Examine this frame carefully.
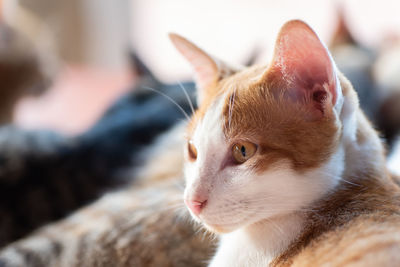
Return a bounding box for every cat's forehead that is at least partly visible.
[220,65,267,90]
[186,65,267,135]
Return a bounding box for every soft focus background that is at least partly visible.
[1,0,400,167]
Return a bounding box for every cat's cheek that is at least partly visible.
[183,163,197,186]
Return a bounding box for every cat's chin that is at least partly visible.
[193,213,254,234]
[188,211,242,233]
[189,214,231,233]
[202,221,242,234]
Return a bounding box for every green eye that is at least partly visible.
[232,142,257,164]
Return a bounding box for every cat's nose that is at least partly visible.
[185,198,207,215]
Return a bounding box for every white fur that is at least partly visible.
[209,213,304,267]
[184,95,227,214]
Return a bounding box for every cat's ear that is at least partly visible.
[265,20,340,120]
[169,33,236,105]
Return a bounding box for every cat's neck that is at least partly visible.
[245,213,306,260]
[210,213,305,267]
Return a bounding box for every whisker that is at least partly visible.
[142,86,191,121]
[228,92,233,129]
[178,81,195,115]
[340,177,361,187]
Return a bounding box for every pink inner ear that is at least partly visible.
[189,56,218,89]
[272,21,337,113]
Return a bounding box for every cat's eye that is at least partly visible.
[232,141,257,164]
[187,140,198,161]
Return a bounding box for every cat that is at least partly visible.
[1,19,400,267]
[172,20,400,266]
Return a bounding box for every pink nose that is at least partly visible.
[185,199,207,215]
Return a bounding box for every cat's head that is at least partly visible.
[171,20,356,233]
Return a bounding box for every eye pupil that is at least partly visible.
[241,146,246,157]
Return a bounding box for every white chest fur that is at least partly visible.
[209,214,305,267]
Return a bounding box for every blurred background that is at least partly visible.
[1,0,400,170]
[1,0,400,248]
